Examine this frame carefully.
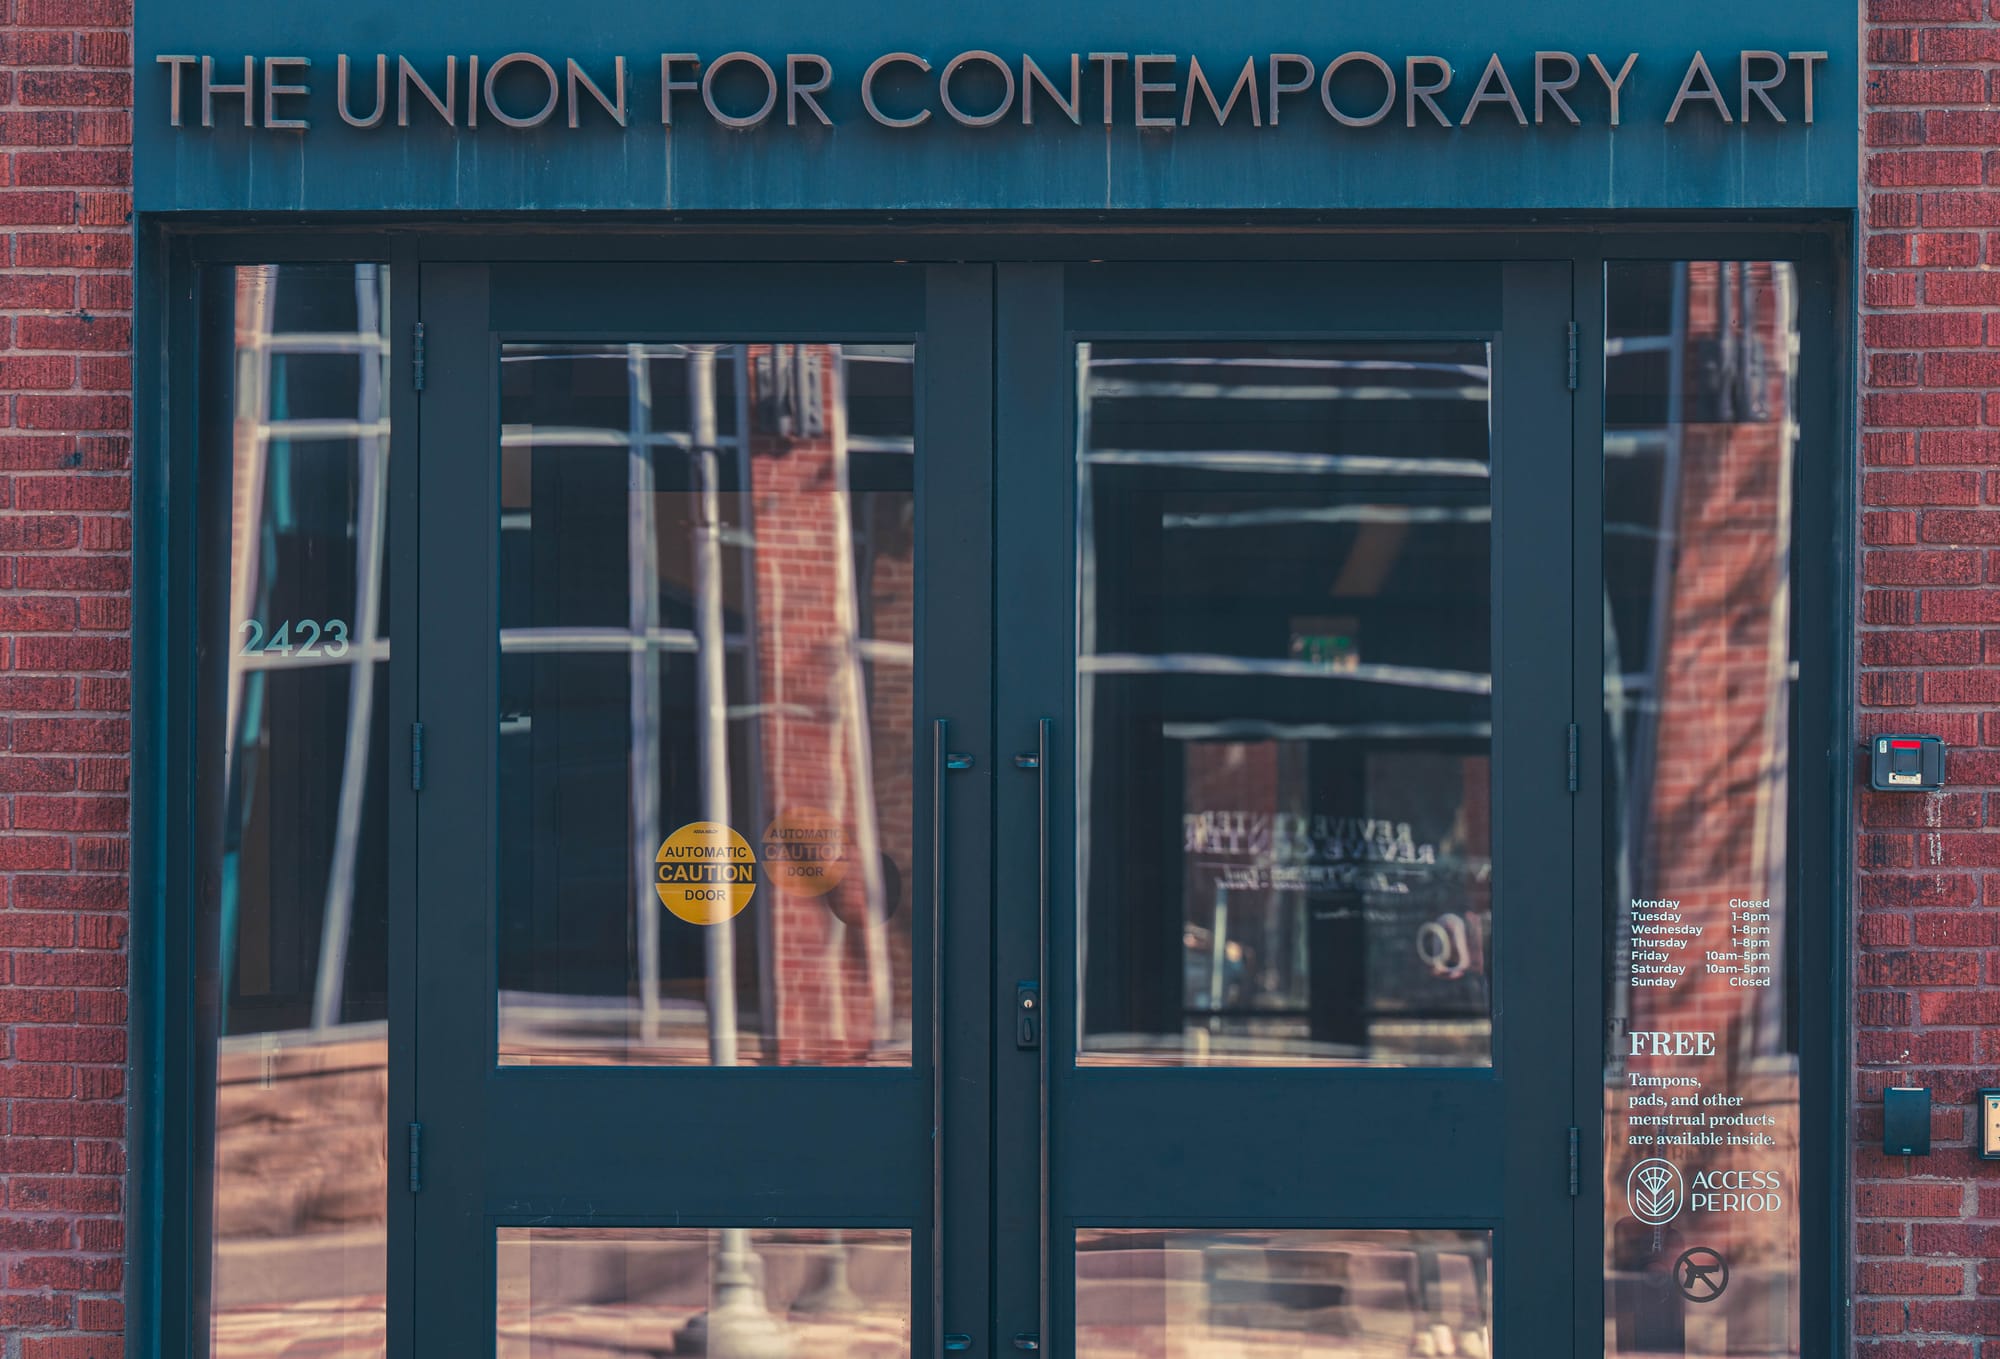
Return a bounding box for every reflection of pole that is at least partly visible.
[731,349,781,1052]
[826,351,894,1048]
[311,265,388,1031]
[219,271,278,1026]
[790,1228,863,1316]
[1075,343,1098,1045]
[679,347,789,1359]
[691,346,739,1068]
[630,346,664,1045]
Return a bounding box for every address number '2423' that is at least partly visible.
[237,619,352,658]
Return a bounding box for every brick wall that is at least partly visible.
[0,0,135,1355]
[1860,1,2000,1352]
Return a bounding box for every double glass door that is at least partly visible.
[409,258,1577,1359]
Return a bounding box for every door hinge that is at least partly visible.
[410,721,425,792]
[1565,320,1579,391]
[408,1121,424,1193]
[1566,722,1579,793]
[1567,1125,1580,1197]
[412,320,426,391]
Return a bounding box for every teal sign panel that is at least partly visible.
[135,0,1856,213]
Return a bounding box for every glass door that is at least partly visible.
[993,262,1579,1358]
[406,254,1580,1359]
[410,262,996,1359]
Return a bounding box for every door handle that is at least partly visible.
[935,722,973,1359]
[1014,719,1052,1359]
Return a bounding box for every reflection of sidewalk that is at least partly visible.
[495,1302,906,1359]
[215,1229,386,1307]
[213,1293,383,1359]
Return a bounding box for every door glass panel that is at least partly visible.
[1602,263,1801,1356]
[1076,1228,1492,1359]
[496,343,916,1067]
[196,263,393,1359]
[1076,342,1494,1068]
[498,1227,912,1358]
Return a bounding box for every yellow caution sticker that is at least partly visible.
[760,808,848,899]
[655,821,757,925]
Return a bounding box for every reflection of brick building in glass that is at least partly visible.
[736,345,916,1066]
[1603,261,1801,1357]
[491,339,916,1069]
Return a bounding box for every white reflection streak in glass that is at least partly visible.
[629,343,665,1045]
[826,347,897,1049]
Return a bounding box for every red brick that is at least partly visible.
[17,556,127,591]
[1862,873,1979,909]
[1866,510,1922,544]
[14,796,125,831]
[1864,789,1983,826]
[1868,312,1984,348]
[10,875,125,912]
[1929,276,2000,311]
[73,30,126,67]
[1875,193,1925,229]
[14,636,127,670]
[1868,392,1984,427]
[1872,430,1921,466]
[22,1335,121,1359]
[8,718,127,754]
[1870,0,1981,16]
[1861,948,1984,984]
[1928,346,2000,381]
[1921,430,2000,463]
[1871,26,1921,62]
[15,395,131,432]
[1873,111,1927,146]
[1876,152,1986,187]
[0,355,74,389]
[13,0,132,20]
[1863,628,1979,663]
[1858,1221,1911,1255]
[0,1293,71,1329]
[11,231,129,269]
[1916,911,2000,945]
[1872,272,1923,307]
[16,71,128,109]
[1860,1261,1969,1295]
[1926,590,2000,622]
[11,476,127,510]
[1859,991,1915,1025]
[1910,1300,2000,1334]
[1876,351,1923,387]
[1874,73,1988,110]
[1869,549,1982,584]
[1857,1300,1909,1335]
[16,315,131,353]
[1922,190,2000,225]
[1926,27,2000,63]
[0,273,74,308]
[1869,471,1983,505]
[0,109,73,145]
[12,1100,122,1139]
[1859,1180,1971,1217]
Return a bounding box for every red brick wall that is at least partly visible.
[0,0,135,1354]
[1860,1,2000,1351]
